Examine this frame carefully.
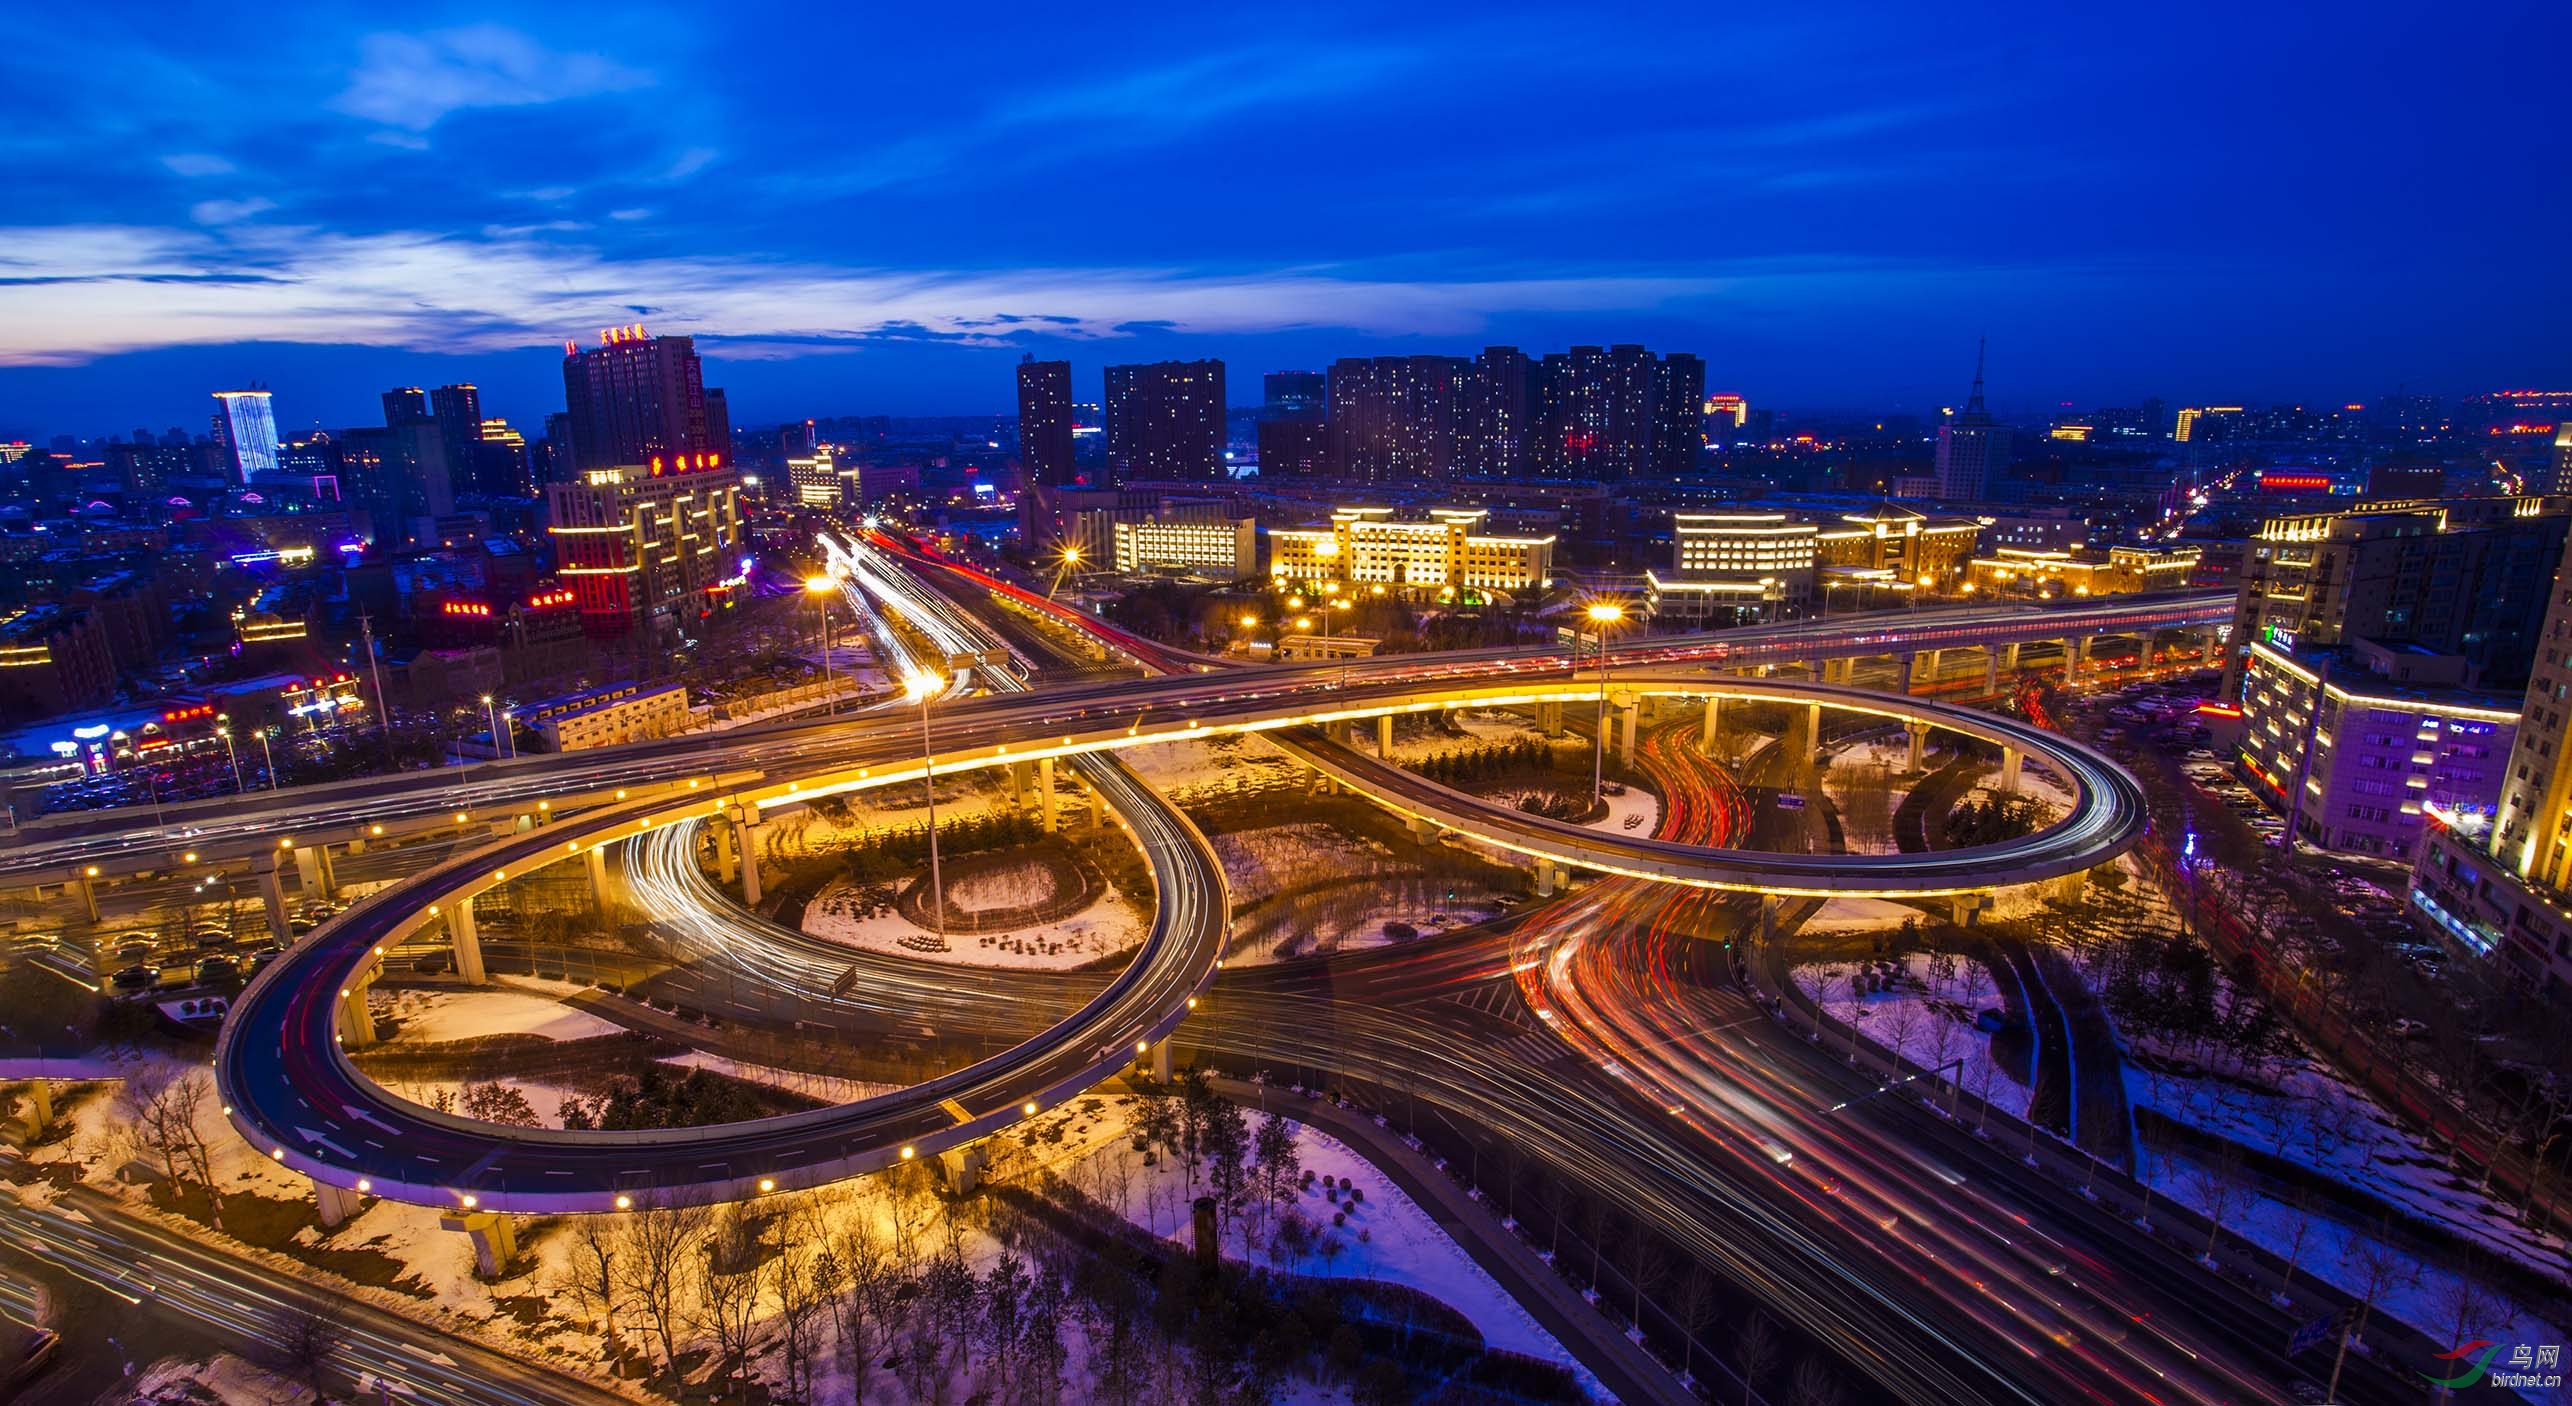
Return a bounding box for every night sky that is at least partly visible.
[3,1,2567,438]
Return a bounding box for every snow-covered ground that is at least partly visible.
[124,1352,315,1405]
[658,1051,896,1106]
[373,982,624,1046]
[1064,1095,1596,1388]
[1585,785,1659,837]
[801,875,1148,970]
[1384,708,1549,763]
[1822,739,1908,854]
[1803,897,1923,934]
[1795,951,2032,1121]
[1215,823,1511,965]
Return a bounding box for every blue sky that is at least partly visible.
[2,1,2567,439]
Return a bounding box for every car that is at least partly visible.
[109,964,159,993]
[2391,1018,2428,1039]
[112,940,153,964]
[195,928,233,949]
[194,955,239,985]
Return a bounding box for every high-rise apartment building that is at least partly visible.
[1652,352,1706,476]
[1933,342,2010,500]
[1103,359,1226,483]
[1263,371,1326,418]
[212,389,280,483]
[1460,346,1534,478]
[1327,355,1467,485]
[381,387,430,426]
[561,326,727,474]
[1017,357,1077,488]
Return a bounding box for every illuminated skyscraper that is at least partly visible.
[1017,357,1077,487]
[381,386,430,426]
[1933,340,2010,500]
[212,389,279,483]
[560,326,725,474]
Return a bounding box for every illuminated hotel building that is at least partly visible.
[1269,506,1553,598]
[1815,502,1982,590]
[213,389,280,483]
[1646,513,1816,625]
[789,449,858,510]
[560,327,727,475]
[544,461,745,640]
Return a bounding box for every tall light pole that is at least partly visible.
[1586,602,1626,809]
[255,727,278,790]
[905,668,949,950]
[804,575,838,716]
[481,694,504,762]
[214,718,243,794]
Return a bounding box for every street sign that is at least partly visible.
[1775,793,1805,811]
[2286,1310,2337,1357]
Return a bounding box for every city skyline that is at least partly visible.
[5,1,2569,436]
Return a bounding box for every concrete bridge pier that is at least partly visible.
[1758,893,1780,949]
[1006,762,1029,811]
[1038,757,1058,833]
[337,962,380,1049]
[1405,815,1438,844]
[1805,701,1824,751]
[1948,893,1987,926]
[1617,699,1638,766]
[1377,714,1394,758]
[937,1144,988,1195]
[447,897,487,985]
[2000,641,2021,676]
[2201,628,2224,668]
[293,843,337,900]
[439,1210,518,1277]
[585,845,611,913]
[252,851,293,944]
[1701,695,1720,754]
[2057,869,2092,904]
[1999,746,2022,793]
[18,1077,54,1135]
[1983,650,2001,695]
[712,817,739,884]
[70,869,99,925]
[1534,857,1568,897]
[732,802,765,906]
[312,1178,368,1229]
[1905,720,1931,772]
[1537,701,1564,737]
[1085,778,1106,826]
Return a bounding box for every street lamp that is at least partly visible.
[1586,602,1626,809]
[481,694,504,762]
[804,575,838,716]
[214,720,243,794]
[904,668,949,951]
[255,726,278,790]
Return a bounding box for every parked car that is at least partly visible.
[109,964,160,993]
[194,955,239,985]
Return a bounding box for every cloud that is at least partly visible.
[662,147,718,181]
[330,25,652,132]
[189,198,275,225]
[161,153,236,178]
[0,223,1745,367]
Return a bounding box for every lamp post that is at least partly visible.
[904,668,949,950]
[804,575,839,716]
[1586,602,1626,809]
[481,694,504,762]
[255,727,278,790]
[215,716,243,794]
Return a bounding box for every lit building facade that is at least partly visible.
[1815,503,1982,589]
[1933,346,2009,500]
[1103,359,1226,483]
[1105,515,1256,577]
[524,681,694,751]
[1645,512,1817,626]
[544,464,745,640]
[560,327,726,475]
[2235,637,2515,862]
[1268,506,1553,597]
[1966,544,2201,598]
[213,390,280,483]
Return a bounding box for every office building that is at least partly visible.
[212,389,280,483]
[788,450,859,510]
[1816,503,1983,593]
[523,680,693,751]
[1104,360,1227,482]
[1328,355,1467,485]
[1017,357,1078,488]
[1966,544,2201,598]
[2236,636,2515,862]
[1099,510,1257,577]
[1268,506,1553,598]
[2225,496,2570,698]
[2551,424,2572,495]
[560,326,726,474]
[544,462,745,640]
[337,423,455,545]
[1933,343,2010,500]
[0,606,117,720]
[1645,513,1818,626]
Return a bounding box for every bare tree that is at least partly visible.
[2426,1272,2506,1404]
[693,1259,765,1396]
[1736,1310,1782,1406]
[2187,1150,2248,1261]
[771,1221,829,1404]
[122,1064,222,1228]
[266,1300,346,1404]
[1671,1267,1721,1386]
[2327,1220,2422,1402]
[827,1200,900,1402]
[615,1197,710,1379]
[1789,1356,1845,1406]
[556,1214,623,1362]
[2271,1186,2319,1306]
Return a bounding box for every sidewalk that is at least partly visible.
[1214,1076,1697,1406]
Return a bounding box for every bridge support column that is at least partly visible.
[1758,893,1779,949]
[713,818,738,884]
[1006,762,1029,811]
[1618,700,1638,766]
[1905,721,1931,772]
[1984,650,2001,695]
[2201,629,2223,668]
[20,1077,53,1134]
[252,851,292,944]
[2001,641,2020,676]
[1039,757,1058,834]
[1701,695,1720,754]
[1534,857,1565,897]
[1948,893,1987,927]
[448,897,486,986]
[439,1211,518,1277]
[1999,746,2022,793]
[1377,714,1393,759]
[937,1145,987,1195]
[1405,815,1437,844]
[2057,869,2091,905]
[585,845,610,913]
[313,1178,367,1229]
[337,967,378,1049]
[1087,780,1105,827]
[1537,702,1563,737]
[732,803,764,906]
[1805,701,1823,750]
[293,843,336,899]
[70,870,99,925]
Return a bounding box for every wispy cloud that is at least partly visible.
[189,197,275,225]
[161,153,236,178]
[0,224,1735,367]
[330,25,652,132]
